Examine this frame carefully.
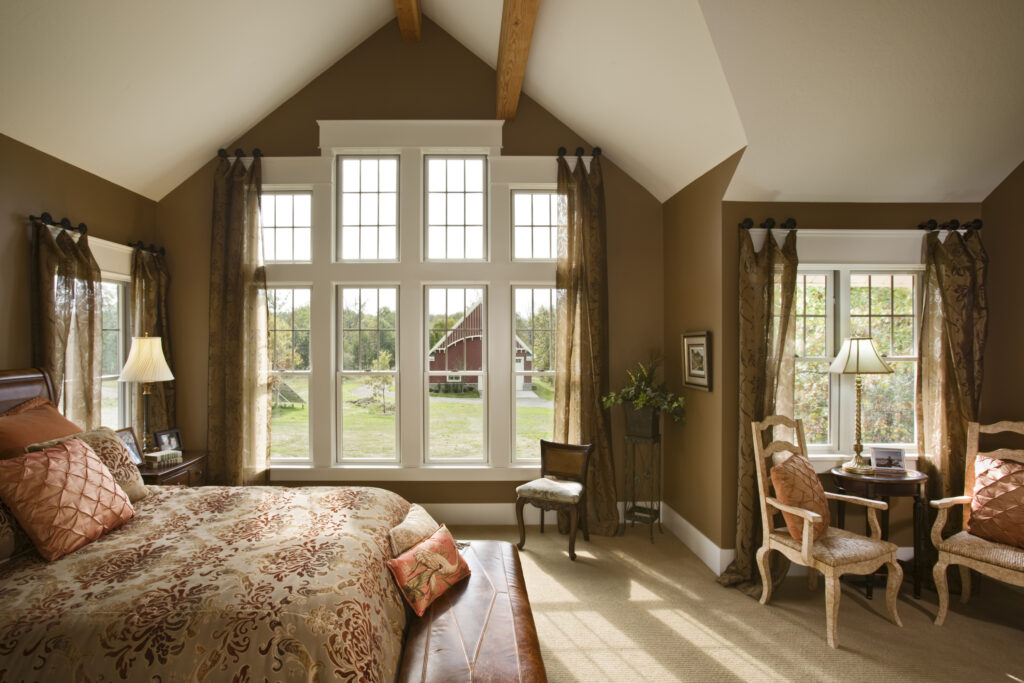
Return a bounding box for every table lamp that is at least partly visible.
[119,335,174,452]
[829,336,892,474]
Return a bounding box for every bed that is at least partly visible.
[0,369,409,682]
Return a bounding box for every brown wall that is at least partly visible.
[0,134,157,370]
[156,18,664,500]
[980,159,1024,422]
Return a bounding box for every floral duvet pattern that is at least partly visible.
[0,485,410,682]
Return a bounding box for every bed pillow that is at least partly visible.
[27,428,148,502]
[387,524,471,617]
[0,501,32,564]
[0,438,134,562]
[0,398,81,459]
[967,454,1024,549]
[389,503,441,556]
[770,453,830,542]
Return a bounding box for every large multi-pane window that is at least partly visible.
[512,191,561,260]
[425,156,486,260]
[337,157,399,261]
[261,192,312,263]
[793,273,832,445]
[268,287,311,459]
[338,287,398,460]
[425,286,486,460]
[512,287,557,461]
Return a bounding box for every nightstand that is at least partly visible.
[139,451,208,486]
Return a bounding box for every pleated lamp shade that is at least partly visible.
[829,337,892,375]
[119,337,174,383]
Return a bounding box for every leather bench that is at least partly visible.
[398,540,547,682]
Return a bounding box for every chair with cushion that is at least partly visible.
[931,421,1024,625]
[752,415,903,648]
[515,440,592,561]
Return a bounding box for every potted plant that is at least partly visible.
[602,359,685,438]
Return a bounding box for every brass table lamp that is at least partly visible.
[119,335,174,452]
[829,336,892,474]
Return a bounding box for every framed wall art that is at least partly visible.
[682,331,711,391]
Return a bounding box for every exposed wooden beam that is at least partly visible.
[496,0,540,120]
[394,0,421,42]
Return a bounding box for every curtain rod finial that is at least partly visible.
[575,146,584,157]
[593,146,602,157]
[77,223,87,235]
[234,148,245,158]
[739,218,754,229]
[760,218,775,230]
[557,146,566,157]
[252,148,262,158]
[218,148,228,158]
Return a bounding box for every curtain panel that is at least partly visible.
[719,229,798,594]
[916,229,988,505]
[207,156,270,485]
[129,247,176,438]
[30,220,102,429]
[553,154,619,537]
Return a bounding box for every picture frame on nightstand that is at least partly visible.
[115,427,143,465]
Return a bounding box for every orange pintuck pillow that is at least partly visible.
[0,398,81,459]
[387,524,471,616]
[770,453,830,542]
[968,454,1024,549]
[0,438,134,561]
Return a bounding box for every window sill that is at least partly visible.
[269,464,541,482]
[809,453,919,475]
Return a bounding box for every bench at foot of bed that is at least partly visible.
[398,540,547,682]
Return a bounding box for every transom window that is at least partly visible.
[425,156,486,260]
[260,192,312,263]
[337,157,399,261]
[268,287,311,460]
[512,287,557,461]
[512,191,561,260]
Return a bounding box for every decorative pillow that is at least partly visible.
[387,525,471,616]
[27,428,148,502]
[389,503,441,556]
[0,501,32,564]
[0,399,81,459]
[770,453,830,542]
[0,439,134,562]
[967,454,1024,549]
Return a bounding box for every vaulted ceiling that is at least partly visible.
[1,0,1021,204]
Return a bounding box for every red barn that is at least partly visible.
[428,303,532,390]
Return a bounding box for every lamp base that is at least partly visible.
[841,450,875,475]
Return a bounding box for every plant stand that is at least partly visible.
[620,434,662,542]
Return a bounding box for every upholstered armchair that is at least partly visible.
[515,440,592,561]
[752,415,903,648]
[931,421,1024,625]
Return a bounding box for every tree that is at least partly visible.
[367,350,394,413]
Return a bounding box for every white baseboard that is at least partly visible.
[661,502,736,575]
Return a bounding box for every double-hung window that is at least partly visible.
[268,287,311,459]
[99,279,130,428]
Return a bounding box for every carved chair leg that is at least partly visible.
[808,569,819,592]
[568,505,579,561]
[516,498,527,550]
[958,565,971,604]
[824,575,841,649]
[581,495,590,542]
[933,557,950,626]
[756,546,773,605]
[885,559,903,628]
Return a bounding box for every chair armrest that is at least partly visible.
[824,491,889,511]
[766,497,823,523]
[930,496,971,510]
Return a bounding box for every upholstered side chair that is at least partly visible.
[752,415,903,648]
[931,421,1024,625]
[515,440,593,561]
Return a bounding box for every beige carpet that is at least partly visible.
[449,524,1023,682]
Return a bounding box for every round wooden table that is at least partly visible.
[830,467,929,599]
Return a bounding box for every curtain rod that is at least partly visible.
[30,212,87,235]
[917,218,982,231]
[217,147,262,159]
[557,146,601,157]
[128,240,165,256]
[738,217,797,230]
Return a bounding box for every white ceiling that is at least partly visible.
[1,1,1022,204]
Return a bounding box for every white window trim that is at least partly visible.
[266,121,559,482]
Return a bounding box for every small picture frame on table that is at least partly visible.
[870,447,906,474]
[154,428,183,452]
[115,427,143,465]
[682,331,712,391]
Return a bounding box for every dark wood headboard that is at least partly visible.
[0,369,55,414]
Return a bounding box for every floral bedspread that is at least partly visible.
[0,485,410,682]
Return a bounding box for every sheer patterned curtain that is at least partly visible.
[129,246,176,437]
[208,155,270,485]
[719,228,798,594]
[553,153,618,537]
[31,219,102,428]
[916,229,988,506]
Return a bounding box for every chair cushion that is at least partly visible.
[0,399,82,460]
[770,453,830,541]
[937,531,1024,572]
[0,439,134,562]
[772,526,897,567]
[967,454,1024,549]
[390,503,440,556]
[516,477,583,504]
[27,428,148,503]
[388,525,471,617]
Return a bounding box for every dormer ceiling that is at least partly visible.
[0,0,1021,204]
